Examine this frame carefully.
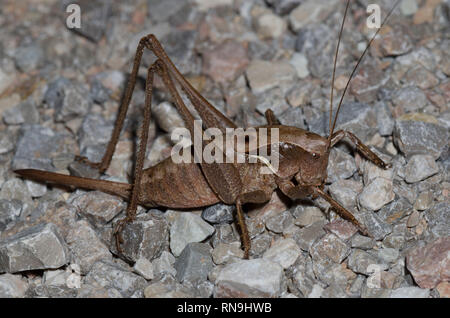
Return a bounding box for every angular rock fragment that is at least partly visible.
[215,259,284,297]
[0,223,69,273]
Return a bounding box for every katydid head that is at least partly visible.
[294,147,329,187]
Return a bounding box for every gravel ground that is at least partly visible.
[0,0,449,298]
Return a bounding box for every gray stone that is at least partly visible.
[392,87,428,113]
[278,106,306,130]
[202,203,234,224]
[69,191,124,226]
[394,119,448,160]
[78,114,113,157]
[152,251,176,277]
[0,178,32,203]
[400,0,419,15]
[291,255,316,297]
[84,260,147,297]
[159,30,199,75]
[211,224,238,247]
[348,249,388,275]
[249,233,272,257]
[153,101,185,134]
[309,102,377,143]
[310,233,350,264]
[170,212,215,257]
[289,52,309,78]
[212,242,244,265]
[404,155,439,183]
[43,77,92,123]
[64,0,111,42]
[246,60,296,94]
[265,0,302,15]
[424,202,450,239]
[2,99,39,125]
[322,283,348,298]
[390,286,430,298]
[379,197,412,225]
[215,259,285,297]
[361,160,394,186]
[293,206,325,227]
[377,248,400,264]
[265,210,294,234]
[351,234,375,250]
[144,280,192,298]
[289,0,339,32]
[293,220,327,252]
[358,210,393,241]
[413,191,433,211]
[0,199,22,231]
[65,220,111,274]
[326,148,357,183]
[256,87,290,117]
[0,273,28,298]
[119,213,169,262]
[14,42,44,72]
[255,13,287,39]
[148,0,189,22]
[24,180,47,198]
[376,102,395,136]
[358,178,395,211]
[174,243,213,283]
[13,125,73,171]
[133,257,154,280]
[263,238,300,269]
[295,23,335,78]
[328,180,363,209]
[0,131,14,154]
[0,223,70,273]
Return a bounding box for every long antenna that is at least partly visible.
[327,0,400,145]
[328,0,350,146]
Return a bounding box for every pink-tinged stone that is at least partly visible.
[406,237,450,289]
[324,219,359,241]
[202,40,249,84]
[436,281,450,298]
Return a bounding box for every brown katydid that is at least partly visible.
[15,0,398,259]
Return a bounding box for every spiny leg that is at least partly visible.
[264,109,280,126]
[76,38,147,173]
[236,200,250,259]
[142,34,237,133]
[314,187,369,236]
[330,130,391,169]
[114,61,156,255]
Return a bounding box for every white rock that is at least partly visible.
[263,238,301,268]
[400,0,418,16]
[0,273,28,298]
[170,212,215,256]
[358,177,395,211]
[256,13,287,39]
[289,52,309,79]
[404,155,439,183]
[246,59,296,94]
[289,0,339,32]
[215,259,284,297]
[194,0,233,11]
[25,180,47,198]
[133,257,154,280]
[390,286,430,298]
